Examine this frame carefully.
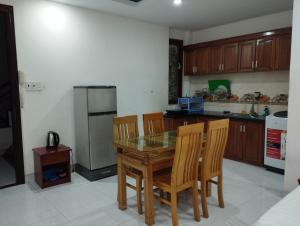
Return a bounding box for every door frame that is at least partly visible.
[169,38,183,104]
[0,4,25,188]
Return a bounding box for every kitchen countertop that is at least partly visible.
[164,110,266,122]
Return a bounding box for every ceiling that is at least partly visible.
[52,0,293,30]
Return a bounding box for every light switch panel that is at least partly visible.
[25,82,44,91]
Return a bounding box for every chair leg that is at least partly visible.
[171,191,179,226]
[201,180,209,218]
[136,176,143,214]
[206,181,212,197]
[217,175,225,208]
[159,189,164,204]
[192,182,201,222]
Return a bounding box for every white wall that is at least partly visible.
[285,0,300,191]
[191,10,293,43]
[182,10,292,113]
[1,0,169,174]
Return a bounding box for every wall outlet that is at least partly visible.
[25,82,44,91]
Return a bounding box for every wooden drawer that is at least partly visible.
[41,151,69,166]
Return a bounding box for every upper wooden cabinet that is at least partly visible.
[255,37,276,71]
[238,40,256,72]
[184,49,196,75]
[223,43,239,73]
[274,34,292,70]
[195,47,210,74]
[184,27,292,76]
[209,45,223,74]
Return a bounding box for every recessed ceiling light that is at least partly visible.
[173,0,182,6]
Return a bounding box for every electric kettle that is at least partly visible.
[46,131,60,149]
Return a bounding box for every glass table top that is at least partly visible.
[114,131,177,153]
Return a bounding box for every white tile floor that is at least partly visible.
[0,159,285,226]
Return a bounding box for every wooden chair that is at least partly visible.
[154,123,205,226]
[143,112,164,136]
[113,115,143,214]
[198,119,229,218]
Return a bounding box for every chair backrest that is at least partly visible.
[113,115,139,141]
[171,123,204,189]
[201,119,229,179]
[143,112,164,136]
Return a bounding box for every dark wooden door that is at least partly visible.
[255,38,276,71]
[209,45,223,74]
[238,40,256,72]
[184,49,196,75]
[274,34,291,70]
[225,120,244,161]
[0,4,24,188]
[195,47,209,75]
[223,43,238,73]
[243,122,264,166]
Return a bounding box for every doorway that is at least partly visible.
[0,4,24,188]
[169,39,183,104]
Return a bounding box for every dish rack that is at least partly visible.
[178,97,204,113]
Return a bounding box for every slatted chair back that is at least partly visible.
[113,115,139,141]
[201,119,229,179]
[171,123,204,189]
[143,112,164,136]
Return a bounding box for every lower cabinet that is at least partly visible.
[164,116,265,166]
[225,120,264,166]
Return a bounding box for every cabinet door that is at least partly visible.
[243,122,264,166]
[195,47,209,75]
[224,120,244,161]
[255,38,276,71]
[238,40,256,72]
[223,43,238,73]
[164,118,174,131]
[209,46,223,74]
[184,50,196,75]
[274,34,291,70]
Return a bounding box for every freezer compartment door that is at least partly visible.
[88,88,117,113]
[88,113,116,170]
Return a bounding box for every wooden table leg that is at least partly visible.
[117,153,127,210]
[143,164,154,226]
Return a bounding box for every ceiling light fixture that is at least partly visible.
[173,0,182,6]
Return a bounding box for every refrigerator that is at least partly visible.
[74,86,117,181]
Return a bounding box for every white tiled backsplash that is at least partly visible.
[184,71,289,115]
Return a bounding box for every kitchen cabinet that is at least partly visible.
[209,43,238,74]
[195,47,210,74]
[255,37,276,71]
[223,43,239,73]
[184,47,209,75]
[225,120,264,166]
[184,49,196,75]
[238,40,256,72]
[225,121,244,161]
[274,34,292,70]
[184,27,291,76]
[209,45,223,74]
[165,116,265,166]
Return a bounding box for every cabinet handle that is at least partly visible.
[255,60,258,68]
[252,61,254,69]
[222,64,224,71]
[243,125,246,133]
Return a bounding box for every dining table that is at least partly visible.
[115,130,206,226]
